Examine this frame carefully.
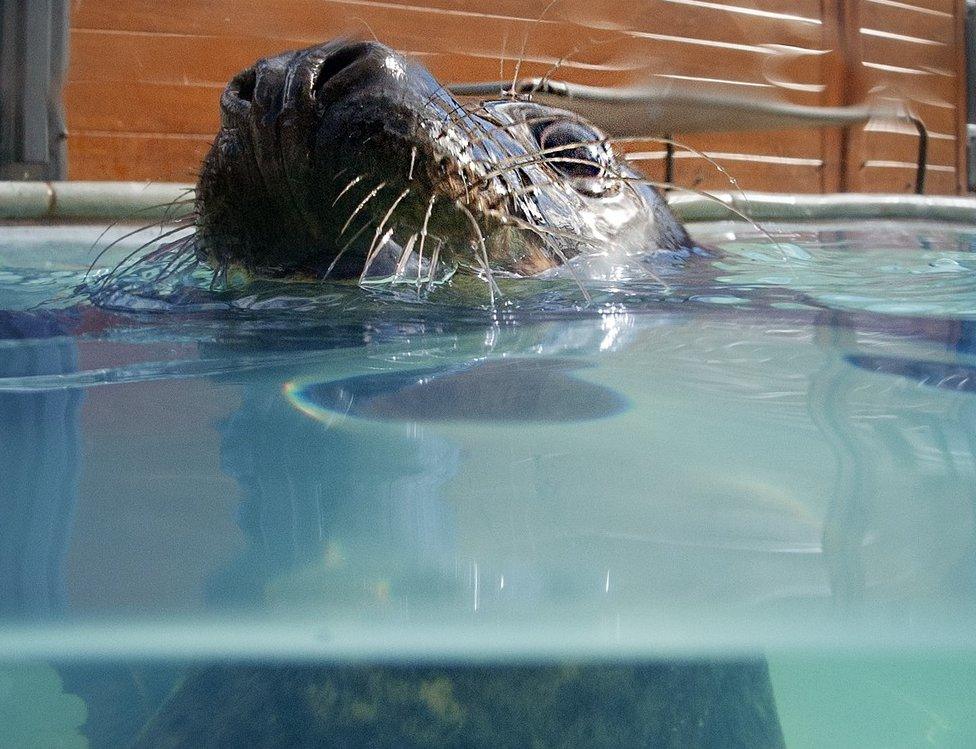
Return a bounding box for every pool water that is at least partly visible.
[2,219,976,746]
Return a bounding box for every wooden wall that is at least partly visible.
[64,0,970,194]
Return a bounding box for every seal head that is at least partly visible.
[195,39,692,281]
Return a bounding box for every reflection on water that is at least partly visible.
[0,312,81,619]
[288,357,629,423]
[1,220,976,744]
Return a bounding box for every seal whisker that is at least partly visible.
[137,245,200,293]
[451,104,514,166]
[88,224,198,302]
[418,89,473,137]
[416,195,437,288]
[547,241,592,303]
[393,233,419,280]
[453,110,592,155]
[449,135,713,246]
[360,188,411,282]
[332,174,365,207]
[466,130,751,214]
[487,208,671,293]
[464,138,625,186]
[452,147,650,219]
[498,29,510,94]
[426,239,444,291]
[152,239,199,283]
[93,223,195,291]
[341,181,386,236]
[620,136,748,203]
[458,202,498,306]
[360,227,395,281]
[85,205,195,281]
[532,36,618,94]
[619,175,789,260]
[324,217,376,279]
[350,16,380,43]
[432,96,491,147]
[508,0,560,97]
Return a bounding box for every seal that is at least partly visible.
[194,38,694,284]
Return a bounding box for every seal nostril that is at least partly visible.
[220,66,256,125]
[230,67,256,103]
[312,42,376,98]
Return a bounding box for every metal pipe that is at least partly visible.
[1,181,975,224]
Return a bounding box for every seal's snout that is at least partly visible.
[198,38,452,279]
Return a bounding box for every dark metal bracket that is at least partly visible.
[908,114,928,195]
[0,0,69,180]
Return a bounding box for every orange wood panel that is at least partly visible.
[891,98,962,129]
[68,31,313,86]
[821,0,866,191]
[857,164,958,193]
[670,155,825,192]
[64,80,222,135]
[71,0,824,49]
[849,0,967,193]
[63,0,970,193]
[676,130,826,159]
[598,7,824,50]
[860,129,957,167]
[873,0,957,14]
[858,1,954,41]
[67,133,212,182]
[860,36,957,79]
[68,27,819,95]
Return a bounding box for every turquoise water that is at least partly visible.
[1,220,976,746]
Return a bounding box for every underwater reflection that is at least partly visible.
[0,312,81,619]
[133,659,785,748]
[176,320,785,748]
[201,306,976,625]
[807,310,976,605]
[3,297,976,744]
[845,354,976,394]
[210,373,460,606]
[0,313,175,745]
[288,357,629,423]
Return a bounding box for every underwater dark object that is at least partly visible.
[134,660,785,748]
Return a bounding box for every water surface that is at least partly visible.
[2,219,976,746]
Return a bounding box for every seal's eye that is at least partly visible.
[535,120,605,181]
